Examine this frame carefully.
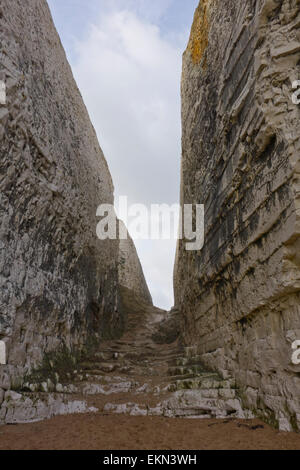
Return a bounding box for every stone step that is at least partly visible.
[84,370,109,376]
[102,389,248,420]
[0,390,96,425]
[80,362,117,373]
[163,372,207,381]
[167,365,206,376]
[169,376,235,392]
[169,385,236,399]
[160,390,247,419]
[175,355,205,367]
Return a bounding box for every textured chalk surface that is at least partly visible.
[0,341,6,365]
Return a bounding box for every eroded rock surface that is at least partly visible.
[0,0,141,391]
[118,221,153,305]
[175,0,300,430]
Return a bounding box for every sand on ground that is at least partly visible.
[0,414,300,450]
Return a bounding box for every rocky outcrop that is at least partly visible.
[0,0,148,392]
[118,221,153,305]
[175,0,300,430]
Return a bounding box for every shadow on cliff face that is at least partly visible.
[118,286,181,346]
[151,308,181,345]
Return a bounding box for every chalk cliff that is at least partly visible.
[175,0,300,430]
[0,0,150,390]
[118,221,153,306]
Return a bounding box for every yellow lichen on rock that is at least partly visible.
[187,0,213,66]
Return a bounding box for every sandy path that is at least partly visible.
[0,414,300,450]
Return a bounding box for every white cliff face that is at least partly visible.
[0,0,126,388]
[175,0,300,430]
[118,221,153,306]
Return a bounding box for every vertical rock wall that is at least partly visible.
[0,0,124,389]
[175,0,300,429]
[118,221,153,306]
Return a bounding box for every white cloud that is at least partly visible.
[98,0,174,24]
[72,6,184,309]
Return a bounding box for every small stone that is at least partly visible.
[88,406,98,413]
[29,383,39,393]
[56,383,64,393]
[130,405,147,417]
[5,390,22,401]
[136,383,151,394]
[279,416,292,432]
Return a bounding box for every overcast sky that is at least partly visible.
[47,0,198,309]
